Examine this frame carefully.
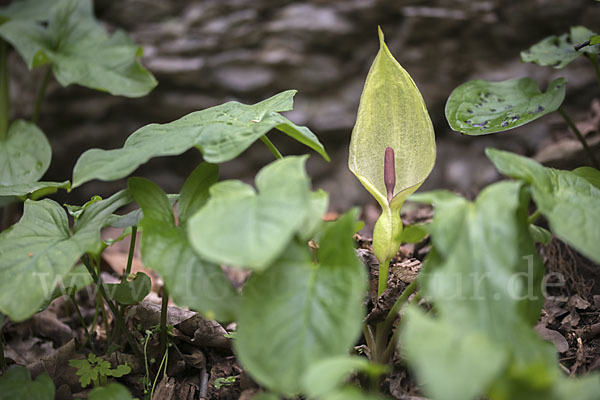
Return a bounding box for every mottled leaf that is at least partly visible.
[521,26,599,69]
[445,78,566,135]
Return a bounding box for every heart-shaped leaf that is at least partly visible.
[72,90,328,187]
[0,120,51,185]
[445,77,566,135]
[0,366,55,400]
[103,272,151,305]
[0,0,156,97]
[348,27,436,292]
[0,190,131,320]
[129,177,238,321]
[486,148,600,263]
[521,26,599,69]
[38,264,93,310]
[234,211,367,395]
[187,156,311,270]
[0,180,70,198]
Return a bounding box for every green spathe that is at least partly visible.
[348,27,435,293]
[445,77,566,135]
[72,90,328,187]
[486,148,600,263]
[234,210,367,395]
[188,156,311,271]
[0,120,51,185]
[0,0,157,97]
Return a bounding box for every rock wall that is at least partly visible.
[6,0,600,212]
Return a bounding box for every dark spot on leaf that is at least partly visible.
[529,105,544,114]
[566,36,572,44]
[511,115,520,122]
[490,108,496,112]
[498,98,504,102]
[485,93,491,98]
[472,120,489,128]
[467,109,473,114]
[552,37,561,47]
[501,121,509,127]
[465,120,471,124]
[505,105,513,110]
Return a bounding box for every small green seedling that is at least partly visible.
[69,353,131,388]
[349,27,435,295]
[214,376,238,389]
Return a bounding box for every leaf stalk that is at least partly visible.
[0,39,9,140]
[32,66,51,124]
[557,107,599,169]
[260,135,283,159]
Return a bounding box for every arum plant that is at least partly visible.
[349,27,436,297]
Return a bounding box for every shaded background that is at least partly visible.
[5,0,600,218]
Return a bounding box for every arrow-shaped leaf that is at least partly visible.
[0,0,156,97]
[187,156,311,271]
[72,90,328,187]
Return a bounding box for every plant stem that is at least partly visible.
[32,66,51,124]
[69,293,94,351]
[0,328,6,374]
[557,108,600,169]
[362,324,376,360]
[123,226,137,278]
[377,257,391,297]
[82,257,142,358]
[528,209,542,225]
[0,39,9,140]
[586,53,600,91]
[374,279,418,363]
[260,135,283,159]
[160,288,169,357]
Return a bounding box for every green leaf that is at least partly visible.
[0,0,157,97]
[103,272,151,305]
[0,120,51,185]
[348,27,435,267]
[529,224,552,245]
[521,26,599,69]
[0,0,65,23]
[177,163,218,224]
[402,307,508,400]
[106,364,131,378]
[88,383,134,400]
[402,181,568,399]
[0,191,131,320]
[301,356,385,399]
[129,178,238,321]
[572,166,600,189]
[445,78,566,135]
[105,194,178,229]
[39,264,94,310]
[234,210,367,395]
[398,223,429,243]
[321,387,386,400]
[72,91,328,187]
[591,35,600,46]
[0,180,70,198]
[0,366,55,400]
[298,189,329,240]
[486,148,600,263]
[188,156,311,271]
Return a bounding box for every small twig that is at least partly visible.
[557,108,600,169]
[69,294,94,351]
[123,226,137,279]
[199,368,209,399]
[160,288,169,358]
[362,324,376,360]
[82,257,142,358]
[574,40,591,52]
